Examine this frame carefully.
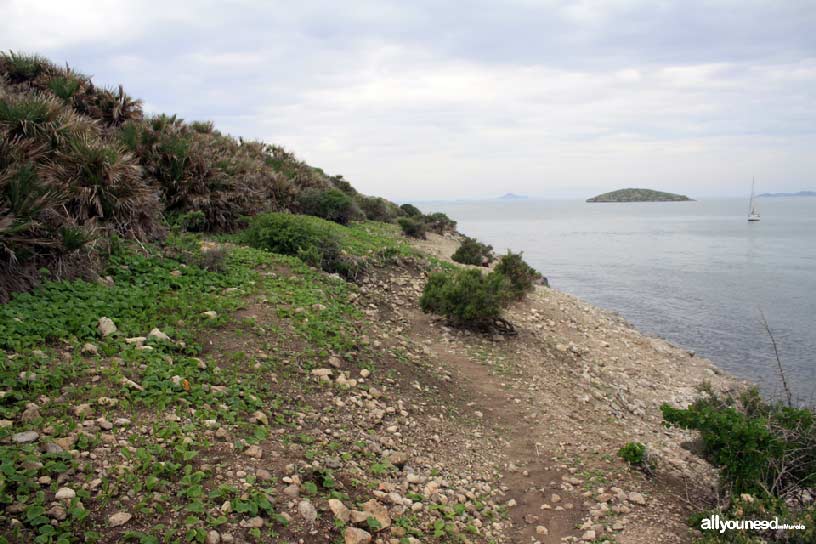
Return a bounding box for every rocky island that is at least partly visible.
[587,188,693,202]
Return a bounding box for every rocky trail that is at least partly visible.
[1,233,748,544]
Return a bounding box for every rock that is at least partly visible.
[54,436,75,450]
[206,530,221,544]
[362,499,390,530]
[243,445,263,459]
[628,492,647,506]
[73,404,92,418]
[329,499,351,522]
[387,452,408,468]
[108,511,132,527]
[311,368,333,377]
[251,411,268,425]
[97,317,117,336]
[344,527,372,544]
[202,311,218,319]
[581,529,596,541]
[81,343,99,356]
[55,488,76,500]
[256,468,272,481]
[536,526,549,535]
[282,484,299,497]
[148,328,171,342]
[21,404,40,423]
[240,516,264,528]
[328,355,343,368]
[298,499,318,524]
[12,431,39,443]
[360,369,371,378]
[47,505,67,521]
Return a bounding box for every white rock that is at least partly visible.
[344,527,372,544]
[97,317,117,336]
[298,499,317,524]
[148,328,171,342]
[55,488,76,500]
[108,512,132,527]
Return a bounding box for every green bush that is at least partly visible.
[420,269,509,329]
[240,212,361,279]
[297,187,361,225]
[424,212,457,234]
[662,388,816,496]
[451,237,493,266]
[618,442,648,466]
[494,251,542,300]
[400,203,422,217]
[398,217,427,239]
[357,195,400,222]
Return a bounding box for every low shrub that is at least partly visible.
[400,203,422,217]
[240,212,362,279]
[424,212,457,234]
[297,187,361,225]
[398,217,427,239]
[618,442,647,466]
[662,387,816,497]
[420,269,509,329]
[451,237,493,266]
[357,195,401,222]
[494,251,541,300]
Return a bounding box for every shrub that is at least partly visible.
[494,251,542,300]
[400,203,422,217]
[424,212,457,234]
[240,212,361,279]
[357,195,400,222]
[662,388,816,496]
[451,237,493,266]
[420,269,509,329]
[298,187,361,225]
[398,217,426,239]
[618,442,652,470]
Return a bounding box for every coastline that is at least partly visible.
[400,231,751,542]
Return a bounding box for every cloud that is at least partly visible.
[3,0,815,198]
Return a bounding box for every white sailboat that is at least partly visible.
[748,179,760,222]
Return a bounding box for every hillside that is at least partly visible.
[0,52,410,302]
[586,188,693,202]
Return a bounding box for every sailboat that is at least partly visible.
[748,179,761,222]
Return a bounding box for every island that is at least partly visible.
[586,188,693,203]
[498,192,528,200]
[757,191,816,198]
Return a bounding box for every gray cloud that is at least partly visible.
[4,0,815,199]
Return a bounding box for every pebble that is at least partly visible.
[108,512,132,527]
[12,430,39,443]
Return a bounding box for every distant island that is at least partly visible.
[498,192,528,200]
[757,191,816,198]
[586,188,693,203]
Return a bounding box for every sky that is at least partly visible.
[3,0,815,200]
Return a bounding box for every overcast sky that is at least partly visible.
[4,0,815,199]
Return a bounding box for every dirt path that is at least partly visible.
[417,327,585,543]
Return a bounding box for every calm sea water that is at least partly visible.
[425,198,816,402]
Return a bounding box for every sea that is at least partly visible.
[423,197,816,403]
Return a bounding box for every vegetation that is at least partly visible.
[0,51,405,301]
[451,237,493,266]
[494,251,542,300]
[399,203,422,217]
[420,269,509,330]
[397,217,427,239]
[663,386,816,542]
[423,212,457,234]
[297,187,362,225]
[420,252,540,332]
[586,188,693,203]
